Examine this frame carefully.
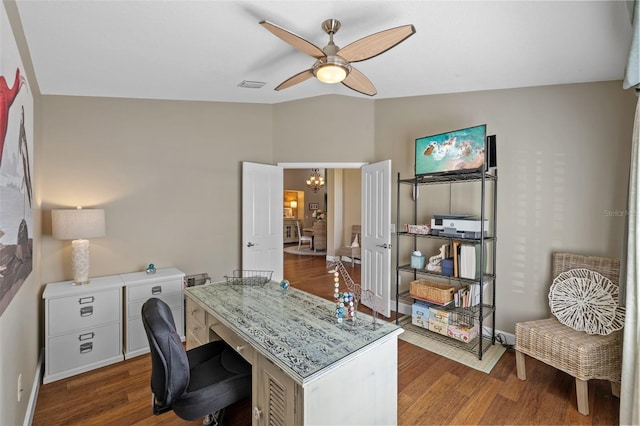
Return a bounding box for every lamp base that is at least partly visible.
[71,239,91,285]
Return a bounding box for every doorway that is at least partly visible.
[243,161,392,316]
[281,164,364,261]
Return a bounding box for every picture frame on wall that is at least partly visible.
[0,6,35,317]
[309,203,319,210]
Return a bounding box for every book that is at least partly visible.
[452,241,460,278]
[459,242,486,280]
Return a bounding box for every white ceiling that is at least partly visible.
[14,1,633,105]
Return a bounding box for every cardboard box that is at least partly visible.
[410,255,426,269]
[428,318,448,336]
[411,301,430,329]
[447,322,478,343]
[412,317,428,329]
[428,307,455,324]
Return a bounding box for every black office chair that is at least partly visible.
[141,298,251,425]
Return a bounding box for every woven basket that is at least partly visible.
[409,279,455,304]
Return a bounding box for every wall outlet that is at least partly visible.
[17,373,23,402]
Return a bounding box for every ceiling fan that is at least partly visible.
[259,18,416,96]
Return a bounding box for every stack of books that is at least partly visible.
[451,241,485,280]
[453,282,486,308]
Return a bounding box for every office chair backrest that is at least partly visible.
[141,298,190,410]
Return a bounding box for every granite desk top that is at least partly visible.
[184,281,402,384]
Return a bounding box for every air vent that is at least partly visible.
[238,80,266,89]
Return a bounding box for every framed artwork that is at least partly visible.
[0,5,34,317]
[309,203,319,210]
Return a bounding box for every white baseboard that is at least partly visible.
[485,329,515,346]
[24,349,43,426]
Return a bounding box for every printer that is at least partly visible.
[430,215,488,238]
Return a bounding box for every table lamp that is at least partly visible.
[52,207,106,285]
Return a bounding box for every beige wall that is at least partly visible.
[273,95,375,162]
[375,82,637,331]
[40,97,274,284]
[341,169,361,247]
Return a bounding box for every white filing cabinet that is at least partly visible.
[121,267,185,359]
[43,275,124,384]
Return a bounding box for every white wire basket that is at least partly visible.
[224,270,273,286]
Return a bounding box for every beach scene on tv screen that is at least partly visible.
[416,124,486,175]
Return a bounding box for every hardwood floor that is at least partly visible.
[32,252,620,425]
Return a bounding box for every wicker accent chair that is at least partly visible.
[335,225,361,269]
[515,252,622,416]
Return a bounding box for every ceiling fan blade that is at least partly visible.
[337,24,416,63]
[260,20,326,59]
[342,67,377,96]
[275,69,315,91]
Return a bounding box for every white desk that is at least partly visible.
[184,281,402,425]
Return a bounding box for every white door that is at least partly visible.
[242,162,283,282]
[361,160,392,317]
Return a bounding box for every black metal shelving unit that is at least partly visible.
[395,168,498,360]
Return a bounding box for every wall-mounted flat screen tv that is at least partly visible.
[415,124,486,177]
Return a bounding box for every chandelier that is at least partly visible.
[306,169,325,193]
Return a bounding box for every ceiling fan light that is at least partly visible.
[316,64,347,84]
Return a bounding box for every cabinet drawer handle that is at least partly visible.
[78,332,95,341]
[253,406,262,420]
[235,345,244,353]
[80,306,93,317]
[79,342,93,354]
[151,286,162,295]
[78,296,95,305]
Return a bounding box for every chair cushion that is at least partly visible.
[515,317,622,382]
[172,344,251,421]
[548,268,625,335]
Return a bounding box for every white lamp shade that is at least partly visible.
[290,201,297,209]
[52,208,106,240]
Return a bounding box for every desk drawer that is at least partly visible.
[47,322,121,376]
[127,278,182,302]
[185,298,206,327]
[209,317,254,364]
[128,291,182,319]
[48,289,120,335]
